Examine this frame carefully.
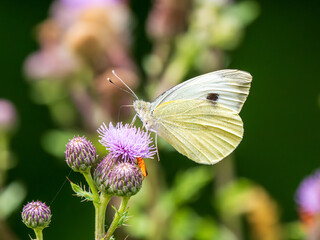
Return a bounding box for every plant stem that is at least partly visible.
[34,228,43,240]
[82,171,100,203]
[95,193,111,240]
[104,196,130,240]
[82,171,113,240]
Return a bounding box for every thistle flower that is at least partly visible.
[97,122,156,162]
[24,46,78,80]
[65,136,97,172]
[22,201,51,229]
[296,170,320,215]
[0,99,17,131]
[295,170,320,239]
[94,156,143,196]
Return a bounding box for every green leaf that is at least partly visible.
[172,166,214,205]
[0,181,26,219]
[118,210,129,227]
[215,178,253,216]
[168,207,199,239]
[41,130,78,158]
[68,178,94,201]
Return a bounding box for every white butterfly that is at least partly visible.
[129,69,252,165]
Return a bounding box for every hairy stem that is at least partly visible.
[82,171,100,203]
[95,193,111,240]
[104,196,130,240]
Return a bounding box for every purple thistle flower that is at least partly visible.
[22,201,52,229]
[97,122,156,162]
[65,136,97,172]
[296,170,320,214]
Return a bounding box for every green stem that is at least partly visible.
[104,196,130,240]
[95,193,111,240]
[34,228,43,240]
[0,133,9,188]
[82,171,100,203]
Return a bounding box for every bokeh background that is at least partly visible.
[0,0,320,239]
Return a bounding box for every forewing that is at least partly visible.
[153,99,244,164]
[151,69,252,113]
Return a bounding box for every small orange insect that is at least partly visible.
[136,157,148,177]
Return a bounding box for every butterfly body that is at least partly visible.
[133,69,252,165]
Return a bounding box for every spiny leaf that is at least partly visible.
[67,178,94,201]
[118,210,129,227]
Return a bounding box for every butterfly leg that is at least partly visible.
[155,132,160,162]
[131,114,137,126]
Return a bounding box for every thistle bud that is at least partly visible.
[65,136,96,172]
[94,157,143,197]
[21,201,51,230]
[94,154,117,192]
[109,162,143,196]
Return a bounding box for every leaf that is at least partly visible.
[0,181,26,219]
[68,178,94,201]
[118,210,129,227]
[172,166,214,205]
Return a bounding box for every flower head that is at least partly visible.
[65,136,97,172]
[0,99,17,131]
[94,156,143,196]
[22,201,52,230]
[98,122,156,162]
[94,154,117,189]
[296,170,320,215]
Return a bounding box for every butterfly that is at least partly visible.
[130,69,252,165]
[110,69,252,165]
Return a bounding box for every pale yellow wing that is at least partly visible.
[153,99,244,164]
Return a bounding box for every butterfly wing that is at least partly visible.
[151,69,252,113]
[152,99,244,164]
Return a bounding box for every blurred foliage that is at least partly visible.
[127,166,218,240]
[0,100,26,239]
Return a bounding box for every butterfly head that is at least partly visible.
[133,100,156,131]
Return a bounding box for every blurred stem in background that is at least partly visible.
[216,178,283,240]
[215,156,243,239]
[0,100,26,240]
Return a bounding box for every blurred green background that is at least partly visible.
[0,0,319,239]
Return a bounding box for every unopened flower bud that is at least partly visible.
[22,201,51,230]
[94,157,143,197]
[109,162,143,197]
[94,154,117,191]
[65,136,96,172]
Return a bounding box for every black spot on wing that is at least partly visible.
[206,93,219,101]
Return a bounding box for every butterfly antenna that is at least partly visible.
[112,70,139,100]
[107,77,137,99]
